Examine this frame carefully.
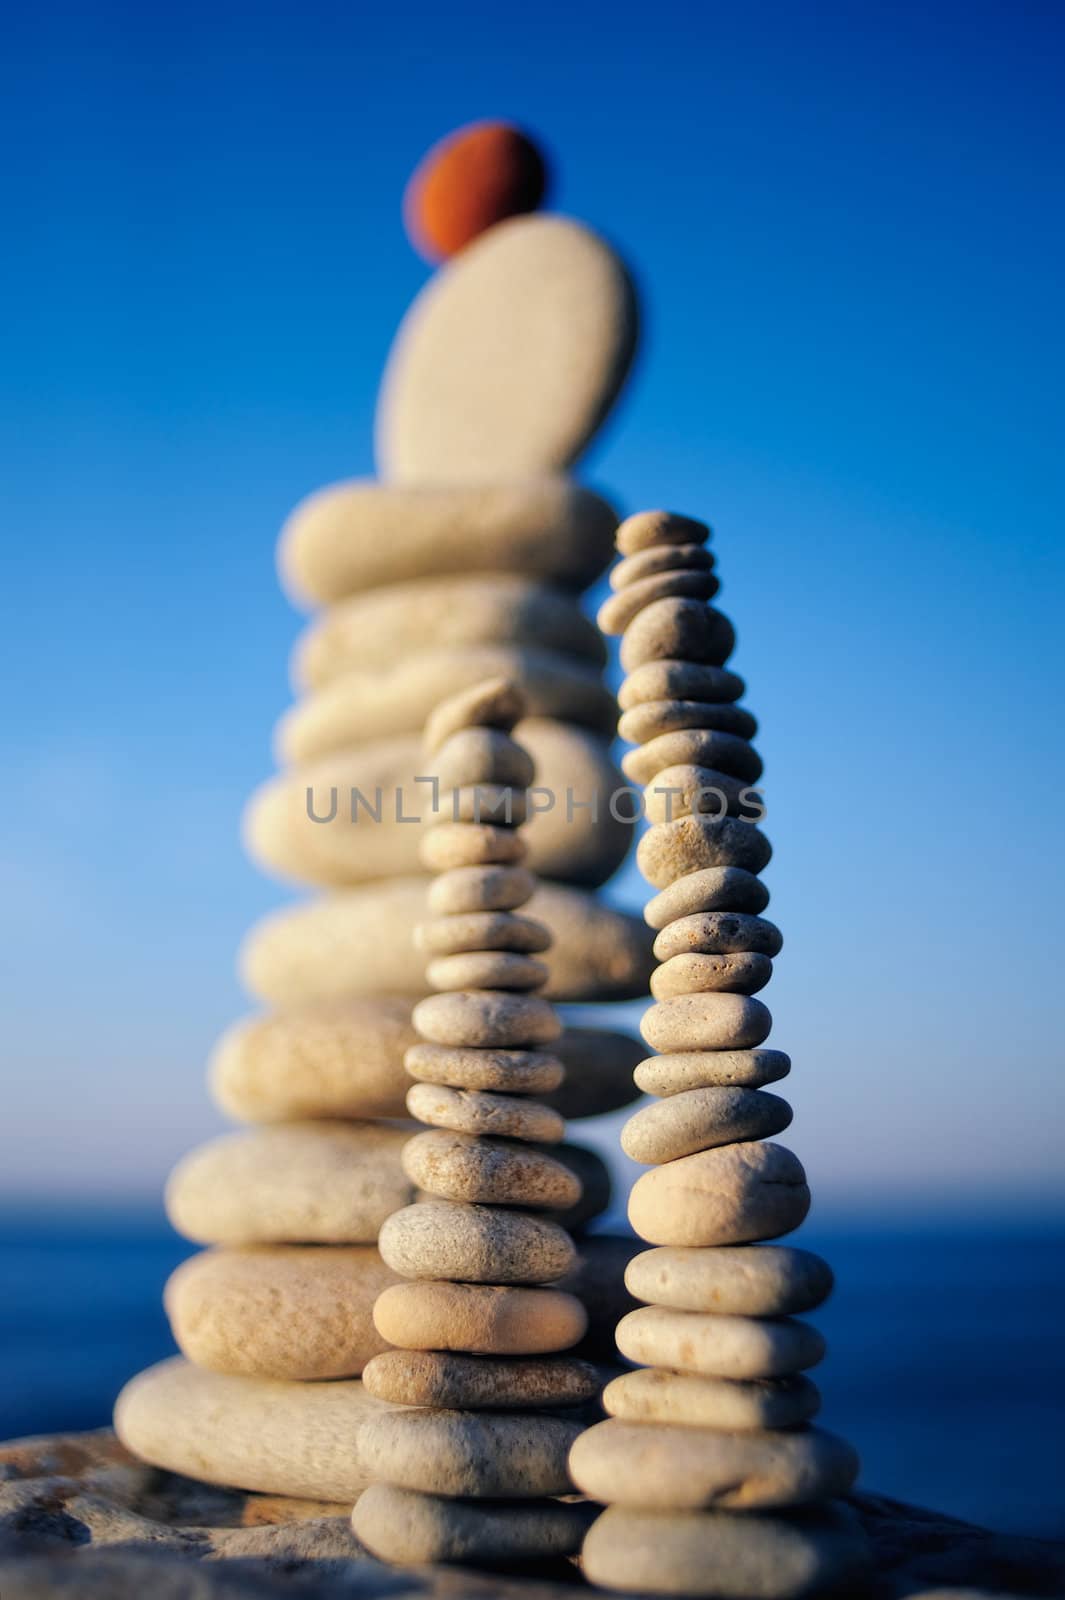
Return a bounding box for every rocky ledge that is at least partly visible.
[0,1430,1061,1599]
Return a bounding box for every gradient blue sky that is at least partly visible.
[2,0,1063,1209]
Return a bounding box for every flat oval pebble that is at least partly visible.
[581,1502,871,1597]
[611,544,715,589]
[650,951,774,998]
[619,699,757,746]
[164,1245,396,1380]
[280,477,617,605]
[569,1419,859,1511]
[620,1086,793,1163]
[598,571,720,635]
[619,660,744,710]
[625,1245,834,1316]
[405,1042,563,1095]
[379,1200,573,1282]
[641,993,772,1054]
[616,510,710,556]
[361,1349,599,1410]
[420,823,526,872]
[654,912,783,961]
[628,1140,809,1247]
[424,675,525,750]
[634,1049,790,1095]
[435,727,535,791]
[425,950,548,993]
[625,729,763,787]
[645,866,769,927]
[376,215,638,484]
[358,1407,582,1498]
[407,1083,563,1142]
[638,816,771,889]
[373,1281,587,1354]
[620,600,736,674]
[412,991,561,1049]
[437,783,529,827]
[416,910,550,956]
[406,1031,643,1118]
[602,1369,821,1432]
[429,864,535,914]
[548,1026,644,1119]
[353,1481,593,1565]
[402,1129,581,1209]
[642,769,765,830]
[616,1305,825,1379]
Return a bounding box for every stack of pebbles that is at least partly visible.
[353,679,599,1565]
[570,511,870,1597]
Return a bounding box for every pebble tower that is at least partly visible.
[570,511,871,1597]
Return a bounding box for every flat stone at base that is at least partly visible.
[603,1369,820,1431]
[353,1481,594,1565]
[615,1306,826,1380]
[625,1245,833,1316]
[373,1281,588,1355]
[362,1350,600,1409]
[357,1408,582,1498]
[581,1502,872,1597]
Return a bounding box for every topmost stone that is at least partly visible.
[376,215,638,484]
[404,121,548,263]
[616,510,710,556]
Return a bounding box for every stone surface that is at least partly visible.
[357,1409,582,1499]
[401,1129,581,1209]
[361,1350,599,1410]
[611,543,716,589]
[598,571,720,634]
[625,1244,834,1316]
[628,1140,810,1246]
[620,1085,793,1162]
[568,1419,859,1510]
[620,599,736,673]
[279,476,617,605]
[163,1245,396,1380]
[644,864,769,927]
[404,121,547,262]
[616,509,710,556]
[640,993,773,1054]
[376,215,637,483]
[618,658,744,709]
[649,950,774,998]
[378,1200,574,1283]
[615,1305,826,1379]
[352,1481,592,1565]
[415,909,551,955]
[164,1123,412,1245]
[424,950,547,992]
[428,864,536,914]
[405,1026,642,1121]
[433,727,536,791]
[373,1281,587,1354]
[633,1048,791,1095]
[406,1082,564,1142]
[637,815,772,888]
[624,729,762,788]
[642,764,764,825]
[420,825,528,872]
[602,1369,821,1432]
[405,1041,563,1095]
[412,992,561,1050]
[653,911,783,961]
[619,697,756,745]
[423,674,526,751]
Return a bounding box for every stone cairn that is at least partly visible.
[114,122,651,1506]
[570,511,871,1596]
[353,677,601,1564]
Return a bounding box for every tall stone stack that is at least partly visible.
[571,511,871,1597]
[353,678,601,1565]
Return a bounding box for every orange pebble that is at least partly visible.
[404,121,548,262]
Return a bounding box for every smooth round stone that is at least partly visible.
[357,1408,582,1498]
[416,910,550,956]
[569,1420,859,1511]
[548,1026,644,1119]
[435,727,535,791]
[401,1129,581,1209]
[620,1086,793,1163]
[650,951,774,998]
[641,993,772,1054]
[376,215,638,483]
[424,675,525,751]
[437,783,529,827]
[581,1502,871,1598]
[420,824,526,872]
[164,1245,396,1380]
[353,1481,593,1564]
[625,729,762,787]
[620,600,736,674]
[616,1305,826,1379]
[279,477,617,605]
[406,1084,564,1143]
[165,1123,412,1246]
[114,1357,392,1501]
[412,991,561,1049]
[602,1369,821,1431]
[429,864,535,914]
[616,510,710,556]
[645,866,769,927]
[637,765,764,827]
[362,1350,599,1410]
[619,698,757,746]
[380,1200,573,1283]
[373,1281,587,1354]
[611,544,715,589]
[637,816,772,889]
[628,1141,809,1247]
[406,1042,563,1095]
[598,571,720,634]
[619,659,744,710]
[634,1049,791,1095]
[425,950,548,993]
[406,1027,643,1117]
[654,911,783,961]
[625,1245,834,1316]
[294,573,605,689]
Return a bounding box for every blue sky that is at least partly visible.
[2,0,1063,1209]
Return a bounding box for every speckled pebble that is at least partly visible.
[650,950,774,998]
[361,1349,599,1410]
[412,990,561,1048]
[602,1368,821,1432]
[425,950,548,992]
[616,1304,825,1379]
[633,1049,791,1096]
[642,765,764,825]
[644,866,769,927]
[628,1140,809,1247]
[620,599,735,674]
[353,1481,594,1564]
[358,1408,583,1498]
[423,676,526,753]
[415,910,551,956]
[616,510,710,556]
[373,1280,587,1354]
[637,816,771,889]
[619,660,744,710]
[625,1244,833,1316]
[620,1085,792,1162]
[401,1129,582,1209]
[406,1083,564,1142]
[427,865,536,914]
[598,571,720,635]
[404,1041,564,1095]
[640,993,772,1054]
[378,1200,574,1282]
[653,911,782,961]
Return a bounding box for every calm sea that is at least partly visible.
[1,1208,1062,1540]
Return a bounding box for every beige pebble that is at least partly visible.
[616,1305,825,1379]
[420,823,526,872]
[415,909,550,956]
[611,544,715,589]
[423,675,526,751]
[437,783,528,826]
[428,864,535,914]
[602,1369,821,1432]
[164,1245,396,1380]
[598,571,720,635]
[619,698,757,745]
[379,1200,574,1283]
[620,600,735,674]
[569,1419,859,1511]
[625,1245,834,1316]
[115,1358,394,1501]
[628,1141,809,1247]
[642,768,766,825]
[413,990,561,1049]
[373,1281,587,1354]
[405,1041,563,1095]
[165,1123,412,1246]
[434,727,535,791]
[641,993,772,1054]
[645,866,769,927]
[401,1129,581,1210]
[650,951,774,998]
[625,729,762,787]
[634,1049,791,1096]
[616,510,710,556]
[653,911,783,961]
[352,1481,593,1564]
[425,951,548,993]
[406,1083,563,1142]
[619,659,744,710]
[637,816,771,889]
[620,1086,793,1162]
[362,1350,599,1411]
[357,1408,582,1499]
[279,476,616,606]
